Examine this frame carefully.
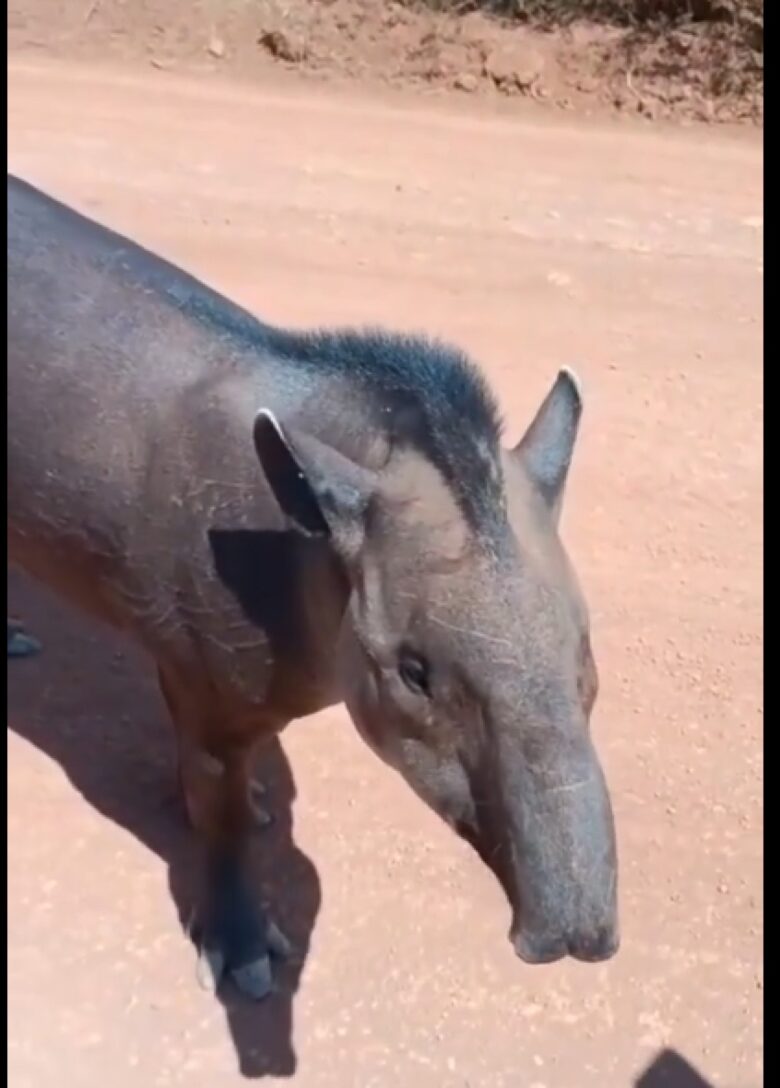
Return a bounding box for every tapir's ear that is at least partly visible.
[513,369,582,521]
[253,409,376,556]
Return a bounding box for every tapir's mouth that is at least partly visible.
[512,925,620,965]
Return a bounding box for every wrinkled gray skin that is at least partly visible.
[8,175,618,1000]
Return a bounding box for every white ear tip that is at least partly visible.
[559,367,583,401]
[255,407,283,434]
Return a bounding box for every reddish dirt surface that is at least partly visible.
[8,54,762,1088]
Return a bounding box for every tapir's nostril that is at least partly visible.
[511,929,568,965]
[568,926,620,963]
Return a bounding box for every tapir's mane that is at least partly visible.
[267,326,505,527]
[163,271,506,530]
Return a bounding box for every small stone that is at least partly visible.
[484,45,542,92]
[207,36,225,59]
[259,29,306,64]
[454,73,478,93]
[576,76,598,94]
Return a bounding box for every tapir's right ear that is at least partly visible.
[512,368,583,523]
[253,410,376,556]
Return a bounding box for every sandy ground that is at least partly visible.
[7,57,762,1088]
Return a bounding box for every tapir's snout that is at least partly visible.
[511,920,620,965]
[465,799,620,968]
[479,725,620,969]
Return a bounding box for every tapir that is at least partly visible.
[8,174,618,999]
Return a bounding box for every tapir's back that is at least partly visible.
[9,175,229,428]
[7,176,288,640]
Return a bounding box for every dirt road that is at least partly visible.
[8,59,763,1088]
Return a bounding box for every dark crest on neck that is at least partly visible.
[260,326,506,531]
[137,249,505,529]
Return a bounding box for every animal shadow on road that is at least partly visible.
[636,1048,716,1088]
[7,569,321,1080]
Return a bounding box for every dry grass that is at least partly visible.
[410,0,762,26]
[409,0,763,118]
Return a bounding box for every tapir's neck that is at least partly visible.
[267,533,353,720]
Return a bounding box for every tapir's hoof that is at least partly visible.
[266,920,294,959]
[196,946,274,1001]
[7,625,41,658]
[194,920,293,1000]
[231,956,274,1000]
[196,945,227,993]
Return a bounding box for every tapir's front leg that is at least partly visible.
[157,666,290,1000]
[184,741,290,999]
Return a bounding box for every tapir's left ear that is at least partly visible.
[512,369,582,522]
[253,409,377,560]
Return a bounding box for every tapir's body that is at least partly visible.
[9,176,349,724]
[8,174,618,999]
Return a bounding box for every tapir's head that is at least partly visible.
[253,366,618,965]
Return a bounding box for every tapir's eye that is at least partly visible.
[398,652,430,697]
